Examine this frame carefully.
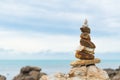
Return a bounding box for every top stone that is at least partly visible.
[80,19,90,33]
[83,19,88,27]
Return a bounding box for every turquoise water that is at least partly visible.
[0,60,119,80]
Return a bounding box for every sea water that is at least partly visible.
[0,60,119,80]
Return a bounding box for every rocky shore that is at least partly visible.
[13,66,46,80]
[104,66,120,80]
[40,65,110,80]
[0,66,120,80]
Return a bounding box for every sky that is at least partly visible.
[0,0,120,60]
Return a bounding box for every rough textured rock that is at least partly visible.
[69,65,109,80]
[70,58,100,67]
[0,75,6,80]
[104,66,120,80]
[112,73,120,80]
[24,76,34,80]
[40,65,109,80]
[13,66,46,80]
[68,65,110,80]
[87,65,109,80]
[40,75,48,80]
[40,73,68,80]
[104,68,117,79]
[29,71,40,80]
[54,73,67,80]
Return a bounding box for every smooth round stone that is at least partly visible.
[75,51,94,60]
[80,39,96,48]
[70,58,101,67]
[80,32,91,41]
[80,26,90,33]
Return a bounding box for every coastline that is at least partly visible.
[0,65,120,80]
[0,60,119,80]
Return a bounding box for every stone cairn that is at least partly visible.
[68,19,110,80]
[71,19,100,66]
[40,20,110,80]
[41,20,110,80]
[13,20,110,80]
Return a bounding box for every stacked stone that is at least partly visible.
[71,19,100,67]
[69,20,110,80]
[75,19,95,60]
[40,19,109,80]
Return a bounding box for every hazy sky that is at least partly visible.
[0,0,120,60]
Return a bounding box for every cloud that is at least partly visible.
[0,0,119,34]
[0,0,120,60]
[0,28,119,54]
[0,29,79,53]
[0,0,92,22]
[93,37,120,53]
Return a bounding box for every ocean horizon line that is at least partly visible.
[0,59,120,61]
